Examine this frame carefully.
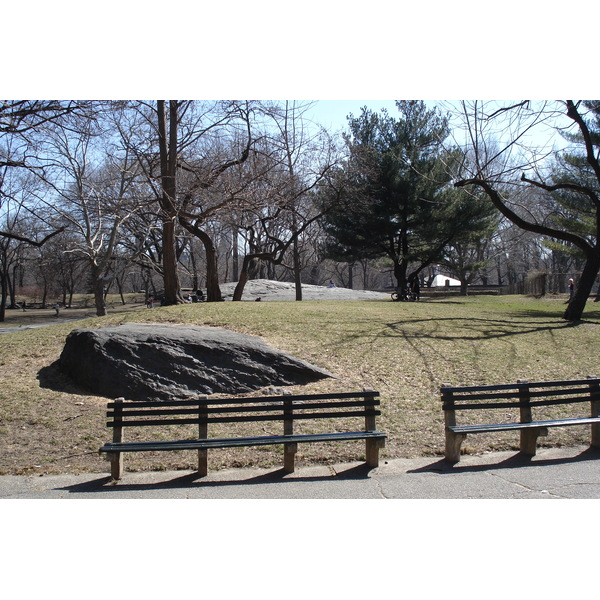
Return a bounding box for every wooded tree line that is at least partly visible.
[1,99,598,321]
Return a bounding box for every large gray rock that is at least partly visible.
[58,323,335,401]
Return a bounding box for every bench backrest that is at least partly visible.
[442,377,600,422]
[107,390,381,431]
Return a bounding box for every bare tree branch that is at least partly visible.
[520,172,600,208]
[0,226,66,247]
[566,100,600,185]
[454,178,593,254]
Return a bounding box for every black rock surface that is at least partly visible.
[58,323,335,400]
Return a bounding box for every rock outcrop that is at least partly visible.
[58,323,335,400]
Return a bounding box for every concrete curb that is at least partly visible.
[2,445,599,499]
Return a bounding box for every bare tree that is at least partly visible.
[230,102,340,301]
[0,163,62,320]
[454,100,600,320]
[155,100,185,305]
[0,224,26,320]
[42,110,144,316]
[0,100,81,245]
[175,101,258,302]
[116,100,256,303]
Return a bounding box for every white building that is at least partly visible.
[432,274,461,287]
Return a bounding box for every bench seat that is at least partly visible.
[100,430,387,453]
[449,416,600,435]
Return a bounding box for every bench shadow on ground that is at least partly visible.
[56,463,375,494]
[407,446,600,475]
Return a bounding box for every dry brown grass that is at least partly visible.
[1,294,599,475]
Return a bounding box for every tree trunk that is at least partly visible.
[563,249,600,321]
[116,276,126,305]
[9,265,17,308]
[189,243,199,291]
[348,262,354,290]
[179,220,223,302]
[41,278,48,308]
[92,267,107,317]
[0,270,7,322]
[162,217,182,305]
[199,230,222,302]
[157,100,183,306]
[393,258,408,295]
[232,227,239,282]
[233,252,280,301]
[233,256,253,301]
[293,234,302,301]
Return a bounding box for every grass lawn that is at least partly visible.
[1,294,599,475]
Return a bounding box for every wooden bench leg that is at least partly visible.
[519,427,548,456]
[365,438,385,468]
[445,430,466,463]
[198,449,208,477]
[592,423,600,449]
[109,399,124,479]
[108,452,123,480]
[198,410,208,477]
[283,442,297,473]
[589,377,600,449]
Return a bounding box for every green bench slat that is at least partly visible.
[443,396,595,411]
[449,416,600,435]
[443,378,600,394]
[107,399,380,419]
[107,409,381,427]
[106,390,380,409]
[100,430,387,453]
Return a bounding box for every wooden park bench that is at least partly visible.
[99,390,386,480]
[441,377,600,463]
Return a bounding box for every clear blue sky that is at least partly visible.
[306,100,571,152]
[305,100,401,134]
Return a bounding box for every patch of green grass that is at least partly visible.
[1,294,599,475]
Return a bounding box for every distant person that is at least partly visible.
[53,303,60,316]
[146,296,154,308]
[568,278,574,301]
[328,280,335,288]
[196,289,205,302]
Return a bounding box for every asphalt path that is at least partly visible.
[5,444,598,600]
[2,445,599,499]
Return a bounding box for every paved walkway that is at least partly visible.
[2,445,599,499]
